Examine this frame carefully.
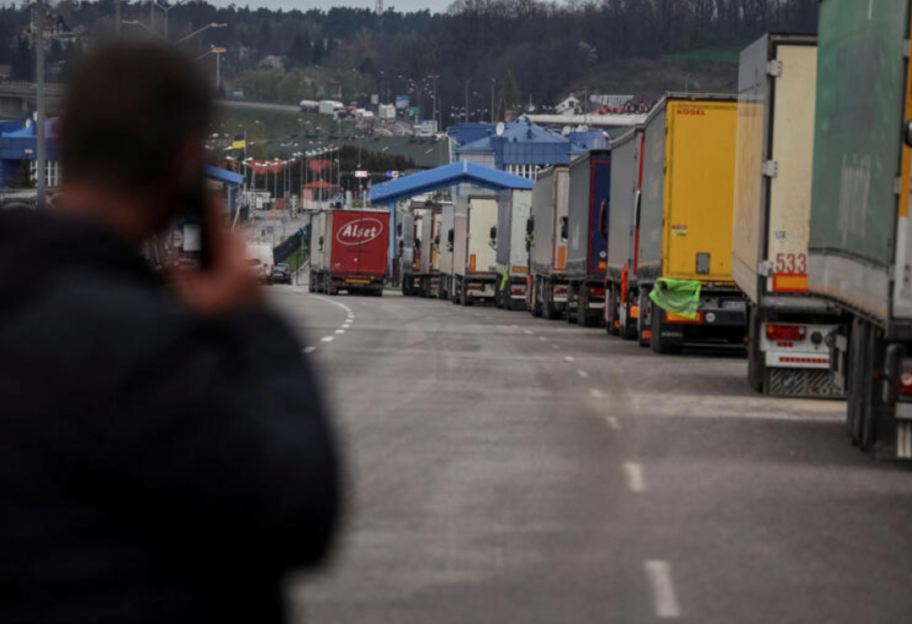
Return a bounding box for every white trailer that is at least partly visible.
[528,165,570,319]
[308,210,327,292]
[495,189,532,310]
[732,34,843,398]
[415,207,442,297]
[453,196,498,305]
[438,203,456,300]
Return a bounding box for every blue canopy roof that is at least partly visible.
[370,161,533,204]
[205,165,244,186]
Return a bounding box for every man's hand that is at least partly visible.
[169,195,263,317]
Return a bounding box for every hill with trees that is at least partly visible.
[0,0,818,124]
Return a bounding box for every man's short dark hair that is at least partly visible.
[61,39,213,191]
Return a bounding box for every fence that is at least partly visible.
[273,231,307,272]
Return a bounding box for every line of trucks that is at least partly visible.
[397,2,912,461]
[312,0,912,460]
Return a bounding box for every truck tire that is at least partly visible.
[606,285,619,336]
[637,290,651,348]
[746,309,765,394]
[460,280,469,306]
[531,279,543,317]
[620,301,637,340]
[308,272,317,293]
[542,280,554,320]
[579,287,596,327]
[650,300,680,355]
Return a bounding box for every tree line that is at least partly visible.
[0,0,818,123]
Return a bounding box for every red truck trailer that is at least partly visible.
[313,208,389,296]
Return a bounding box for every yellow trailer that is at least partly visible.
[638,94,747,353]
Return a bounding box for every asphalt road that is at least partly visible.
[267,287,912,624]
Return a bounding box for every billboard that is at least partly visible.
[395,95,410,109]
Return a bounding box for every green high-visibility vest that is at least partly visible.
[500,264,510,291]
[649,278,701,320]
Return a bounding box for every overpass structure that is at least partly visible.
[0,82,65,119]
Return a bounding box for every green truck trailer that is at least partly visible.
[809,0,912,458]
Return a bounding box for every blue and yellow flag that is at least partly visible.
[232,134,246,149]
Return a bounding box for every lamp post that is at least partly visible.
[428,74,439,129]
[154,0,189,40]
[35,0,46,206]
[176,22,227,44]
[490,77,497,123]
[464,79,470,124]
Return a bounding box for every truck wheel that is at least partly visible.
[637,290,651,347]
[621,301,636,340]
[542,281,554,320]
[650,300,680,355]
[746,309,765,394]
[606,285,619,336]
[308,272,317,293]
[460,281,469,306]
[579,287,595,327]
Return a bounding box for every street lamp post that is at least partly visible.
[36,0,46,206]
[490,77,497,123]
[464,79,470,124]
[176,22,226,44]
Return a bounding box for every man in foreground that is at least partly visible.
[0,40,340,624]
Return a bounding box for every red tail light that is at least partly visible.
[766,324,806,341]
[900,371,912,396]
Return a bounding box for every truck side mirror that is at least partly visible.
[434,234,440,250]
[447,228,454,252]
[560,216,568,241]
[526,217,535,236]
[490,225,497,241]
[318,235,324,251]
[397,223,402,236]
[905,120,912,148]
[415,238,422,250]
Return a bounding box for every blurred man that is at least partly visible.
[0,40,340,624]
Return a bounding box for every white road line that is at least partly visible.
[524,329,534,335]
[622,462,645,493]
[313,295,352,313]
[303,346,317,354]
[564,356,575,362]
[577,369,590,379]
[590,388,603,399]
[335,329,345,334]
[342,323,352,328]
[606,416,621,431]
[321,336,334,343]
[539,336,548,341]
[645,561,681,619]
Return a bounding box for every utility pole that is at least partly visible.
[490,77,497,123]
[35,0,46,207]
[464,79,470,124]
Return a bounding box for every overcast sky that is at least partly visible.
[210,0,448,14]
[0,0,451,15]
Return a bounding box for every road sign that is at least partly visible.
[386,171,400,179]
[355,170,369,178]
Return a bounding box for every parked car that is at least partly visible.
[272,262,293,285]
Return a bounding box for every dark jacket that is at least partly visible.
[0,209,340,624]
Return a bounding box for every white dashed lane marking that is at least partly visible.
[645,561,681,619]
[321,337,334,343]
[623,462,645,493]
[303,346,317,354]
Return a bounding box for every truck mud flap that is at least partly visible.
[768,368,844,399]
